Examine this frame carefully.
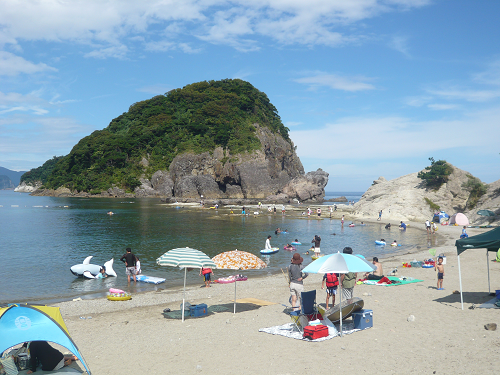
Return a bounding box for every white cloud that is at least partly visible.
[389,35,410,57]
[294,73,376,92]
[427,87,500,102]
[0,0,432,56]
[473,59,500,86]
[290,108,500,161]
[405,96,431,107]
[0,51,57,76]
[427,103,459,110]
[284,121,302,127]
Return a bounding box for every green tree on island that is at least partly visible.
[417,157,453,190]
[23,79,291,193]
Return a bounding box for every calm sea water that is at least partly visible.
[0,190,439,304]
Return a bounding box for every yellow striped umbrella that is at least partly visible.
[212,249,266,313]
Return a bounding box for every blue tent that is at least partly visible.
[0,304,91,374]
[432,211,449,223]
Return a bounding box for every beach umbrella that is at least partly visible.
[156,247,216,322]
[302,252,376,337]
[212,249,267,313]
[477,210,496,217]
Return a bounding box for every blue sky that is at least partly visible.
[1,0,499,191]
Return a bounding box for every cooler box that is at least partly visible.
[352,309,373,330]
[303,325,329,340]
[189,303,208,317]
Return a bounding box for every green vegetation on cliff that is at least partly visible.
[417,157,453,190]
[21,156,64,185]
[39,79,289,192]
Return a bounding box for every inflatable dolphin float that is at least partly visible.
[70,256,117,278]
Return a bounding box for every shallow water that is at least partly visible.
[0,190,440,304]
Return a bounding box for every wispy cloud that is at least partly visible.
[389,35,410,58]
[137,84,172,95]
[427,103,460,110]
[294,72,376,92]
[0,51,57,76]
[427,87,500,102]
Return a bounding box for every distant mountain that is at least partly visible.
[0,175,15,189]
[0,167,26,186]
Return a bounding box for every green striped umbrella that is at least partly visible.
[156,247,215,322]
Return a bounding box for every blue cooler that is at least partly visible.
[352,309,373,330]
[189,303,208,317]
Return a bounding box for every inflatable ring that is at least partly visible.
[107,292,131,301]
[375,241,386,245]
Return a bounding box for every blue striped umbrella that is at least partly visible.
[157,247,215,321]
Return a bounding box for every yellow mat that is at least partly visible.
[233,298,276,306]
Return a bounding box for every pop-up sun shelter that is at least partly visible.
[455,227,500,310]
[0,304,91,374]
[449,213,469,226]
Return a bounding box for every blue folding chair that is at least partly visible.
[289,290,320,332]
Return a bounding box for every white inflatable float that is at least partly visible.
[70,256,117,278]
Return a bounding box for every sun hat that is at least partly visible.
[291,253,303,264]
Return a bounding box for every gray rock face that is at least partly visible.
[282,169,329,202]
[467,179,500,225]
[353,165,484,222]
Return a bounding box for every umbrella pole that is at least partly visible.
[182,267,187,322]
[340,281,343,337]
[234,280,237,314]
[458,255,464,310]
[487,250,491,294]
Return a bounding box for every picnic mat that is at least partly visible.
[233,298,276,306]
[259,321,359,342]
[477,297,500,309]
[363,276,423,286]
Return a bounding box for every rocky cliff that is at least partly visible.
[353,165,492,223]
[467,179,500,225]
[135,124,328,202]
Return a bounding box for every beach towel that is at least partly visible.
[259,321,360,341]
[363,276,423,286]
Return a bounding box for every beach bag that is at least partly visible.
[303,325,329,340]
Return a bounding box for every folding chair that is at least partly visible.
[289,290,321,332]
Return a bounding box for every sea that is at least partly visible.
[0,190,439,305]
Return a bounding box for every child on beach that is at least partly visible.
[435,257,444,290]
[321,272,339,309]
[200,267,213,288]
[460,226,468,239]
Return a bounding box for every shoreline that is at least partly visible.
[50,221,500,374]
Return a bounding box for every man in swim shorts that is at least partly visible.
[120,247,137,283]
[288,253,308,311]
[312,235,321,257]
[365,257,384,280]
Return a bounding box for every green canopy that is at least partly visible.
[455,226,500,255]
[455,226,500,310]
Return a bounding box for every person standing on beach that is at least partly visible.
[340,247,357,300]
[341,215,345,226]
[321,272,338,309]
[378,210,382,221]
[435,256,445,290]
[329,205,333,218]
[120,247,137,283]
[425,220,431,234]
[199,267,213,288]
[288,253,308,311]
[317,207,321,217]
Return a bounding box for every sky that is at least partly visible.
[1,0,499,192]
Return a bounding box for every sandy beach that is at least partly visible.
[44,220,499,375]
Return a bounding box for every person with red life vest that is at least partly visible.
[199,267,213,288]
[321,272,339,309]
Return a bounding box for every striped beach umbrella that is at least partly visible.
[212,249,267,313]
[157,247,215,321]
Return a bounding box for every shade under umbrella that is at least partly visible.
[302,252,376,337]
[477,210,496,217]
[212,250,266,313]
[157,247,215,322]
